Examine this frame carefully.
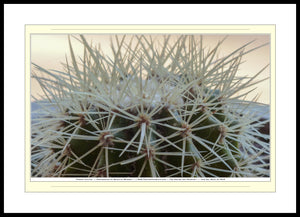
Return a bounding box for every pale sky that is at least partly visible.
[30,34,270,104]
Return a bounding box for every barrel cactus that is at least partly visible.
[31,34,270,178]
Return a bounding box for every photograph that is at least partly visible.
[30,32,271,180]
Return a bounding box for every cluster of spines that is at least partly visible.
[31,34,270,178]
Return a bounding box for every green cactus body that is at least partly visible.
[31,34,270,178]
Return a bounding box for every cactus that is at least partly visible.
[31,34,270,178]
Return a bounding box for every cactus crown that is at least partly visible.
[31,34,270,178]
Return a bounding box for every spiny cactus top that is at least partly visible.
[31,35,270,178]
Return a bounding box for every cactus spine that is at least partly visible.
[31,35,270,178]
